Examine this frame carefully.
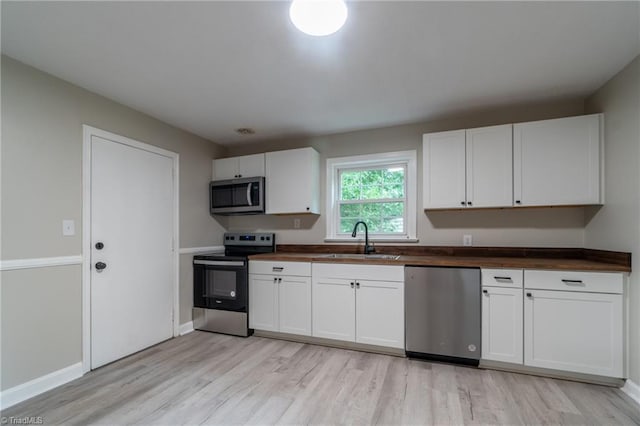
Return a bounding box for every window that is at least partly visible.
[326,150,417,241]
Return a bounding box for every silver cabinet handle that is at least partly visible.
[272,267,284,272]
[493,276,513,282]
[350,282,354,288]
[562,279,585,286]
[355,282,360,288]
[246,183,253,206]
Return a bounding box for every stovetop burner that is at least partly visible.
[194,232,276,261]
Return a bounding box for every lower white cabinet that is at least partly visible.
[249,274,279,332]
[481,268,625,378]
[312,277,356,342]
[482,286,523,364]
[481,268,524,364]
[249,261,311,336]
[524,288,623,378]
[279,276,312,335]
[312,263,404,349]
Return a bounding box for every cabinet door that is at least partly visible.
[312,277,355,342]
[266,148,320,214]
[466,124,513,208]
[248,274,278,332]
[238,154,265,178]
[213,157,239,180]
[279,276,311,336]
[481,287,523,364]
[514,114,602,206]
[423,130,467,209]
[524,289,623,377]
[355,280,404,349]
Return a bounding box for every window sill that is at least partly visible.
[324,238,419,244]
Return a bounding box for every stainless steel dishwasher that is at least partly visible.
[405,266,481,365]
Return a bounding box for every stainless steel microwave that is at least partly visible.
[210,176,265,215]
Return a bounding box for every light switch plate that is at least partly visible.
[63,219,75,236]
[463,234,472,246]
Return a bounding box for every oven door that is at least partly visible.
[193,260,247,311]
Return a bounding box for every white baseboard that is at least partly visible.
[0,362,83,410]
[179,321,194,335]
[622,379,640,406]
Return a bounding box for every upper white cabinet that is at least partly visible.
[423,124,513,209]
[466,125,513,208]
[423,129,466,209]
[513,114,602,207]
[213,153,265,180]
[266,147,320,214]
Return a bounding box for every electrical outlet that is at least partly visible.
[63,219,75,236]
[463,234,472,246]
[293,218,301,229]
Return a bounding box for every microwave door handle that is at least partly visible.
[246,183,252,206]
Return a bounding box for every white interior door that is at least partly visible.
[91,135,174,369]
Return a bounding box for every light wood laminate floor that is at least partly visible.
[3,331,640,425]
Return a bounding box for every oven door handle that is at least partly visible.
[247,183,253,206]
[194,260,246,267]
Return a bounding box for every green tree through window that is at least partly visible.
[338,165,406,234]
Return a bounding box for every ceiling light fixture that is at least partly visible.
[289,0,348,37]
[235,128,256,135]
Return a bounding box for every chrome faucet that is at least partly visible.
[351,221,375,255]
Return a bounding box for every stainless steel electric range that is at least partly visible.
[192,232,275,336]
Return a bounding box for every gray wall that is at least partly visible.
[585,55,640,384]
[1,56,226,390]
[226,99,587,247]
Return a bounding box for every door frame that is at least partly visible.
[81,125,180,373]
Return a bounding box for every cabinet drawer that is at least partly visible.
[482,268,523,288]
[524,270,623,294]
[312,263,404,282]
[249,261,311,277]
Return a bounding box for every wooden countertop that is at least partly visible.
[248,246,631,273]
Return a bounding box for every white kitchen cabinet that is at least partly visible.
[248,274,279,332]
[355,279,404,348]
[482,286,523,364]
[481,268,523,365]
[312,277,356,342]
[423,129,466,209]
[279,276,312,336]
[213,153,265,180]
[312,263,404,349]
[249,261,312,336]
[266,147,320,214]
[513,114,602,207]
[423,124,512,209]
[466,124,513,208]
[523,269,623,377]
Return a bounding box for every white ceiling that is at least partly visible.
[2,1,639,145]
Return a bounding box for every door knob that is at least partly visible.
[95,242,104,250]
[95,262,107,272]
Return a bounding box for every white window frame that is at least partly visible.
[326,150,417,242]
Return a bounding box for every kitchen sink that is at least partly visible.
[320,253,401,260]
